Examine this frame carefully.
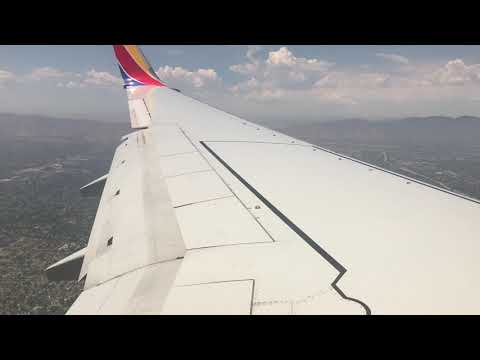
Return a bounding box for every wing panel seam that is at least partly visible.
[200,141,372,315]
[177,127,276,243]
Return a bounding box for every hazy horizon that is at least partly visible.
[2,111,480,131]
[2,45,480,123]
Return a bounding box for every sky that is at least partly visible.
[2,45,480,124]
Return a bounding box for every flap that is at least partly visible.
[80,174,108,197]
[46,247,87,281]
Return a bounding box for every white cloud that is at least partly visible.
[230,45,263,75]
[230,62,258,75]
[376,53,410,65]
[229,46,364,107]
[230,78,288,100]
[51,69,121,89]
[83,69,122,87]
[430,59,480,86]
[230,46,335,100]
[57,81,85,89]
[231,46,334,81]
[266,47,296,66]
[227,47,480,118]
[314,71,391,89]
[27,67,120,88]
[266,47,334,72]
[30,67,69,80]
[156,65,221,89]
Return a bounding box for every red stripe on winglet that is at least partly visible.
[113,45,165,86]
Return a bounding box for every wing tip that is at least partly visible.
[113,45,166,88]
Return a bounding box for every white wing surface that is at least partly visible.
[49,45,480,315]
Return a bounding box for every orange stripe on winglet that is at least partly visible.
[124,45,156,77]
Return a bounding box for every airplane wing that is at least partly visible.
[46,45,480,315]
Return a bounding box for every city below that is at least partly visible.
[1,113,479,314]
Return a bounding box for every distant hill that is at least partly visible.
[2,113,480,149]
[0,113,129,145]
[281,116,480,148]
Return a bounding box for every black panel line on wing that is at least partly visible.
[200,140,372,315]
[177,128,276,243]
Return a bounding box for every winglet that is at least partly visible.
[113,45,166,88]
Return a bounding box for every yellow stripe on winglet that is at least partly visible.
[124,45,153,75]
